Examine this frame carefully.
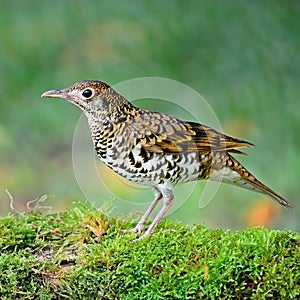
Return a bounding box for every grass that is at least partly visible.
[0,203,299,299]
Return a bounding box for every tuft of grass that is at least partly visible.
[0,203,299,299]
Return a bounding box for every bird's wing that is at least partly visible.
[132,113,253,155]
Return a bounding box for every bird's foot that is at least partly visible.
[132,227,154,242]
[132,233,150,242]
[121,223,148,235]
[163,229,176,233]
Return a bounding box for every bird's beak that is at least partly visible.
[41,89,69,100]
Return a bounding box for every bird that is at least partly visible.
[41,80,291,239]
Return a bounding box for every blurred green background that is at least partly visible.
[0,0,299,231]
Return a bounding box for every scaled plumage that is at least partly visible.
[42,80,291,239]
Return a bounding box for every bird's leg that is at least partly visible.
[122,188,162,234]
[137,189,175,240]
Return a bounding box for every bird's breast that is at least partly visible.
[89,121,214,186]
[96,139,206,186]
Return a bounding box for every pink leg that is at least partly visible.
[122,188,162,234]
[136,190,175,240]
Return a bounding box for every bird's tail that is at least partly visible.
[210,154,292,208]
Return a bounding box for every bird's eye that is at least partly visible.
[82,88,94,99]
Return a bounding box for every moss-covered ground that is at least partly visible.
[0,203,299,299]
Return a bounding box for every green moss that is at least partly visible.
[0,203,299,299]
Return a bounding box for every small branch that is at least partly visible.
[26,194,53,214]
[5,188,15,212]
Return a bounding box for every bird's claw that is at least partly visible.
[121,224,149,235]
[132,232,151,243]
[132,228,176,242]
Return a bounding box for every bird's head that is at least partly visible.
[41,80,132,119]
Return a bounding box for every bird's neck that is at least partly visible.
[87,102,135,125]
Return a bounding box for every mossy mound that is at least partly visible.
[0,203,299,299]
